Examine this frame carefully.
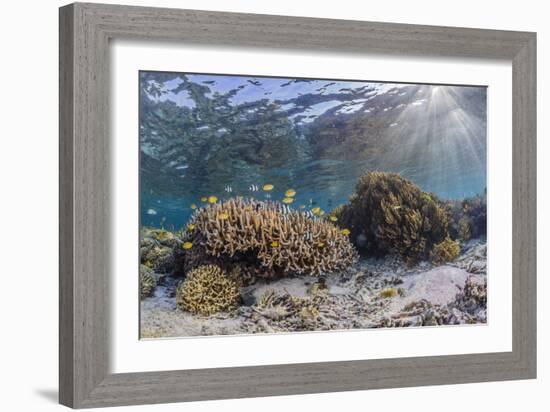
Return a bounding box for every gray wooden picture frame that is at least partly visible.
[59,2,536,408]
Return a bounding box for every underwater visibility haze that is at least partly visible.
[139,71,488,338]
[140,72,486,229]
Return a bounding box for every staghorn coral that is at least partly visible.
[179,197,358,278]
[140,264,157,299]
[176,265,240,316]
[334,171,450,263]
[431,237,461,265]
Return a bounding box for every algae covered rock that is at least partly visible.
[140,264,157,299]
[140,228,177,273]
[431,237,460,265]
[178,197,358,279]
[335,171,450,262]
[176,265,240,315]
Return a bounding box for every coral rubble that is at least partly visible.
[176,264,240,316]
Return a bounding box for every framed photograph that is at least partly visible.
[59,2,536,408]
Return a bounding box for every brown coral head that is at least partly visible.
[334,171,451,262]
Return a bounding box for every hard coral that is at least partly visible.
[180,197,358,278]
[176,265,240,315]
[448,193,487,241]
[335,171,450,263]
[140,264,157,299]
[431,237,461,265]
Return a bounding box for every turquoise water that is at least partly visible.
[140,72,487,230]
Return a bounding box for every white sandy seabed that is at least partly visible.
[140,240,487,339]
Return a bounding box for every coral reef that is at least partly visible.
[140,228,177,273]
[431,237,461,265]
[140,264,157,299]
[448,192,487,241]
[179,197,358,279]
[176,265,240,316]
[334,171,450,262]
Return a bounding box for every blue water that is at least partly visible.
[140,72,487,230]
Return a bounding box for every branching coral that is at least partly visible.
[140,264,157,299]
[448,193,487,241]
[431,237,461,265]
[179,197,358,278]
[334,171,450,263]
[176,265,240,315]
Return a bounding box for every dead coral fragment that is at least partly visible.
[431,237,460,265]
[140,264,156,299]
[335,172,450,263]
[176,265,240,316]
[181,197,358,277]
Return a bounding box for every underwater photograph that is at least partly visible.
[139,71,488,338]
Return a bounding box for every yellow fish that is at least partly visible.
[329,216,338,222]
[190,203,197,209]
[187,224,195,231]
[341,229,351,236]
[311,207,321,214]
[319,210,325,216]
[263,184,274,191]
[282,197,294,204]
[201,197,207,202]
[299,205,306,209]
[271,241,279,247]
[285,189,296,197]
[317,242,325,248]
[182,242,193,250]
[208,196,218,204]
[218,212,229,220]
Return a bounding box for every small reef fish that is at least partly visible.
[208,196,218,204]
[311,207,321,215]
[356,232,368,248]
[304,231,312,241]
[249,184,259,192]
[201,197,207,202]
[317,242,325,248]
[282,197,294,204]
[271,241,279,247]
[182,242,193,250]
[190,203,197,209]
[263,184,274,191]
[218,212,229,220]
[329,216,338,222]
[393,205,402,210]
[285,189,296,197]
[147,208,157,215]
[187,224,195,231]
[224,186,233,193]
[318,210,325,216]
[341,229,351,236]
[299,205,306,209]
